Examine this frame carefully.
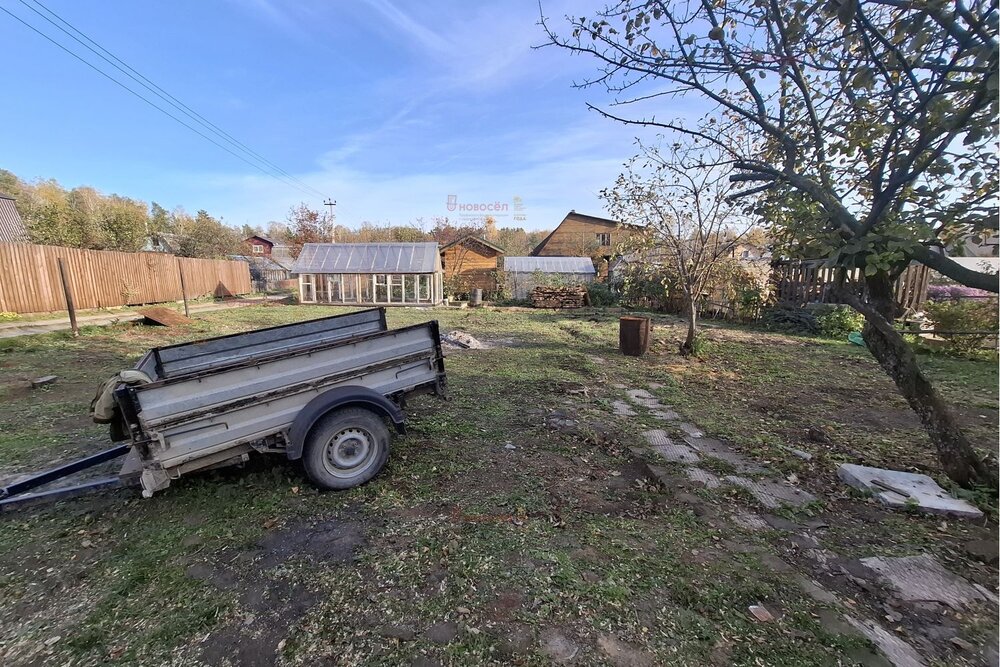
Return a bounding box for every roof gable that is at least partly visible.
[531,210,633,256]
[439,234,506,255]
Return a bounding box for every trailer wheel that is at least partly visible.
[302,407,390,490]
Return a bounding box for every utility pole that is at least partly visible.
[323,198,337,242]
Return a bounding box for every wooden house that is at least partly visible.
[290,242,444,306]
[531,211,638,276]
[245,234,295,270]
[439,235,505,297]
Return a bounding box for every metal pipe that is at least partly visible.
[0,444,130,500]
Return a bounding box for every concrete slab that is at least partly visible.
[683,436,768,473]
[725,476,817,509]
[678,423,704,438]
[644,430,700,464]
[845,616,927,667]
[31,375,58,388]
[685,467,722,489]
[859,554,989,610]
[626,388,661,408]
[611,400,637,417]
[730,510,768,531]
[651,409,680,421]
[838,464,983,519]
[782,446,814,461]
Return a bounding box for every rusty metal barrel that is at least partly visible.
[619,316,651,356]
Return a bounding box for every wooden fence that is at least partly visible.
[772,260,930,312]
[0,242,252,314]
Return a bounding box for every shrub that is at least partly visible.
[814,305,865,339]
[688,332,709,357]
[0,311,18,321]
[736,286,771,320]
[586,282,618,307]
[761,305,820,335]
[923,298,998,356]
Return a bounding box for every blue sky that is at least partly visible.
[0,0,687,231]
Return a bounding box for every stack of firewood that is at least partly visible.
[531,285,590,309]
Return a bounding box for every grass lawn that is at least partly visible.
[0,304,996,666]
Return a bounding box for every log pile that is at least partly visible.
[531,285,590,309]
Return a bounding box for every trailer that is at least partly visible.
[1,308,446,505]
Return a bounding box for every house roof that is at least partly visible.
[0,194,29,244]
[230,255,290,272]
[291,242,441,274]
[440,234,506,254]
[530,210,639,256]
[504,256,596,274]
[269,245,295,269]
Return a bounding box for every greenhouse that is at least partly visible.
[503,256,596,299]
[290,242,444,306]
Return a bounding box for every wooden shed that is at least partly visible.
[440,235,505,297]
[290,242,443,306]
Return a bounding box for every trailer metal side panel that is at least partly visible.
[131,323,441,470]
[152,308,386,379]
[134,351,157,379]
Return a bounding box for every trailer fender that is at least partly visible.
[286,386,406,460]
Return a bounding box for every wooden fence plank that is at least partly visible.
[772,259,930,311]
[0,242,251,314]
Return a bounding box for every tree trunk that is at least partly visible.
[680,298,698,356]
[848,273,994,488]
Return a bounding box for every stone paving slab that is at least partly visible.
[682,436,769,473]
[644,430,700,464]
[846,616,927,667]
[626,388,660,408]
[685,467,722,489]
[612,400,637,416]
[725,475,817,509]
[730,510,768,531]
[838,464,983,518]
[678,423,705,438]
[859,554,989,610]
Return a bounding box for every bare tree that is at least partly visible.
[606,141,750,353]
[541,0,998,485]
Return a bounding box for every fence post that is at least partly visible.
[57,257,79,336]
[177,259,190,318]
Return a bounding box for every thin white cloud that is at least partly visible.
[361,0,451,55]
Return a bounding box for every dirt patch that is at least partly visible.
[183,518,365,666]
[254,518,365,569]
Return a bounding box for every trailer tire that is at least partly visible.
[302,407,390,490]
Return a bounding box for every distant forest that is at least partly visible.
[0,169,550,259]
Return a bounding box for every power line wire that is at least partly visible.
[20,0,327,199]
[0,4,325,200]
